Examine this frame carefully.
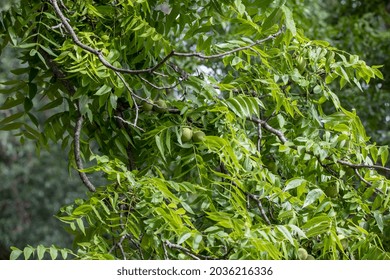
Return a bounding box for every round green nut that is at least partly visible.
[305,254,315,260]
[181,127,193,142]
[154,99,168,113]
[193,131,206,142]
[325,185,338,198]
[297,248,308,260]
[142,100,154,112]
[297,56,306,73]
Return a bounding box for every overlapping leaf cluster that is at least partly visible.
[1,0,389,259]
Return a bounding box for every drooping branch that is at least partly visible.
[49,0,169,74]
[38,48,96,192]
[353,169,385,195]
[74,113,96,192]
[49,0,282,76]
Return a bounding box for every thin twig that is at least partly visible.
[114,72,142,128]
[109,234,127,260]
[248,194,272,225]
[164,240,217,260]
[353,169,372,187]
[172,29,283,59]
[167,62,189,80]
[117,242,126,260]
[74,113,96,192]
[165,240,200,260]
[249,116,288,143]
[114,113,137,171]
[337,159,390,173]
[162,240,169,260]
[315,155,338,177]
[113,116,144,131]
[257,122,262,152]
[353,169,384,195]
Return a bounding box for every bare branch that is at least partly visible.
[337,159,390,173]
[115,73,142,129]
[354,169,372,187]
[74,113,96,192]
[109,235,127,260]
[162,240,169,260]
[248,194,272,225]
[353,169,384,195]
[249,116,288,143]
[113,116,144,132]
[257,122,262,152]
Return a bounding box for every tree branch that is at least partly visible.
[249,116,389,178]
[337,159,390,173]
[162,239,169,260]
[164,240,217,260]
[172,29,283,59]
[353,169,384,195]
[248,194,272,225]
[74,113,96,192]
[114,115,144,132]
[109,234,127,260]
[38,47,97,192]
[257,122,262,152]
[249,116,288,143]
[49,0,282,76]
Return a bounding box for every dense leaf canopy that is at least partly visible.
[1,0,389,260]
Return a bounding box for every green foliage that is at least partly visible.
[292,0,390,145]
[1,0,389,260]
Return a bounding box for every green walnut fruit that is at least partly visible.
[297,56,307,73]
[305,254,315,260]
[181,127,193,142]
[142,100,154,112]
[193,131,206,142]
[154,99,168,113]
[297,248,308,260]
[325,185,339,198]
